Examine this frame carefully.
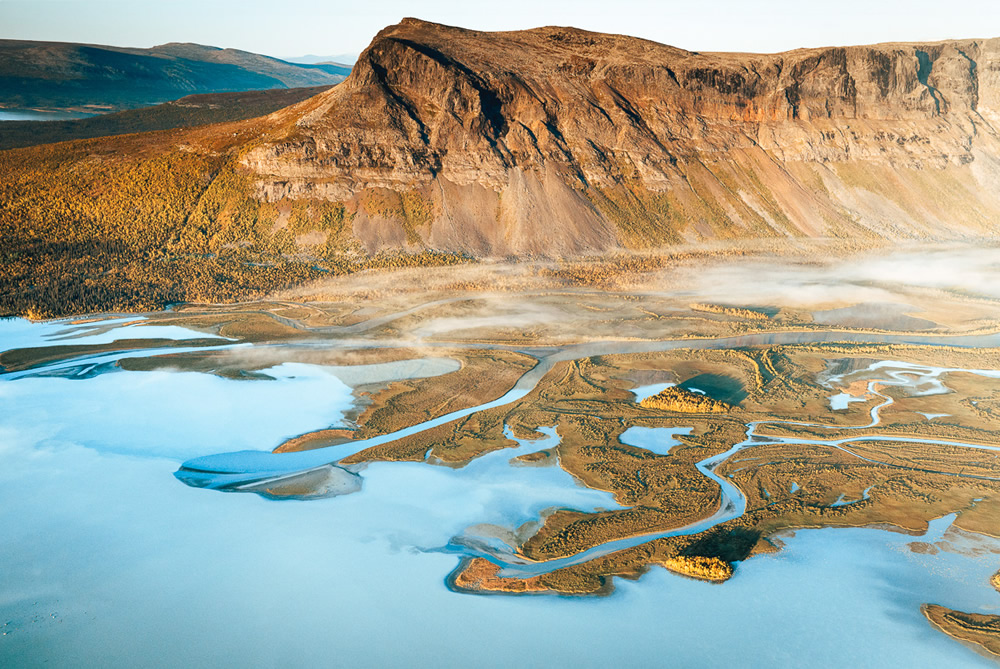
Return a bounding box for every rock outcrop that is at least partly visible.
[242,18,1000,255]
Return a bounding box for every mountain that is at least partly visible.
[0,86,334,151]
[5,19,1000,317]
[0,39,349,113]
[283,54,357,66]
[243,18,1000,254]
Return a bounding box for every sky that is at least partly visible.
[3,0,1000,60]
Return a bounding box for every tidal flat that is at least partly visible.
[3,249,1000,666]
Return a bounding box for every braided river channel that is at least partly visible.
[2,314,1000,667]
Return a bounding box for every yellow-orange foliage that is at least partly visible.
[690,303,769,320]
[640,386,730,413]
[0,140,465,318]
[660,555,734,581]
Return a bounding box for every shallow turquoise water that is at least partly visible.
[0,109,96,121]
[1,317,999,668]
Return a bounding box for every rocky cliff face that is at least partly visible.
[242,19,1000,255]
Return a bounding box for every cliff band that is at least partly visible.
[241,18,1000,254]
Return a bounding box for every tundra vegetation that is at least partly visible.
[0,137,466,318]
[0,86,336,151]
[689,303,770,321]
[639,386,731,413]
[921,568,1000,657]
[219,333,997,603]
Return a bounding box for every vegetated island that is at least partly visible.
[449,552,734,596]
[321,343,1000,602]
[640,386,731,413]
[923,569,1000,657]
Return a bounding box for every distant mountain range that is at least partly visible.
[0,86,335,151]
[282,54,358,66]
[0,39,351,113]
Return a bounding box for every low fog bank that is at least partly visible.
[257,243,1000,339]
[278,243,999,303]
[676,244,1000,307]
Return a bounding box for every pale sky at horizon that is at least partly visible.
[3,0,1000,60]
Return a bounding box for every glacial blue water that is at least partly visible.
[0,109,95,121]
[1,317,999,668]
[619,425,694,455]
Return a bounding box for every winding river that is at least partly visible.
[444,362,1000,578]
[174,327,1000,486]
[155,314,1000,582]
[8,313,1000,574]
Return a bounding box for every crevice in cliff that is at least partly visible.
[366,54,432,147]
[575,93,616,133]
[784,82,800,119]
[956,48,980,111]
[663,65,680,88]
[915,50,942,115]
[543,118,576,164]
[392,38,510,143]
[602,83,674,159]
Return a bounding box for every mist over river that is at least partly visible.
[1,316,999,668]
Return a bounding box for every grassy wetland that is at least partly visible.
[5,246,1000,663]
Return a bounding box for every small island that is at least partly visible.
[923,569,1000,657]
[449,558,549,594]
[658,555,734,582]
[640,386,731,413]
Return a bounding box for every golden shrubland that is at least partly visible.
[658,555,734,581]
[640,386,731,413]
[923,605,1000,656]
[536,250,753,289]
[689,303,770,320]
[0,139,466,318]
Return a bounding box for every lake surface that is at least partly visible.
[2,316,999,668]
[0,109,96,122]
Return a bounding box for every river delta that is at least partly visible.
[2,249,1000,666]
